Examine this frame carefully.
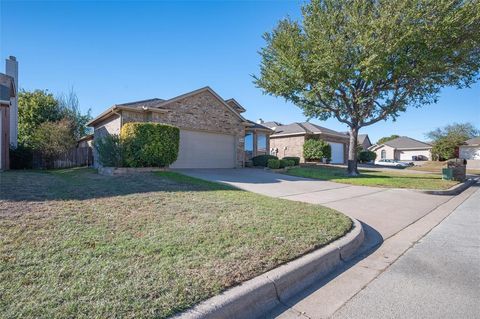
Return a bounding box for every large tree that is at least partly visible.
[427,122,479,160]
[255,0,480,175]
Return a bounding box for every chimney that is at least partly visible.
[256,118,264,124]
[6,56,18,147]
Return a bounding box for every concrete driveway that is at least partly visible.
[178,168,452,240]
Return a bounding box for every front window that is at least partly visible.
[257,134,267,155]
[381,150,386,159]
[245,132,254,160]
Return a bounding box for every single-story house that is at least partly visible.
[369,136,432,161]
[459,137,480,169]
[358,134,372,150]
[263,121,349,164]
[87,86,273,168]
[0,56,18,171]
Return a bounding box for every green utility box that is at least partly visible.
[442,168,453,180]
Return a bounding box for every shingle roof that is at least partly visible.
[246,120,273,131]
[383,136,432,149]
[117,98,164,108]
[270,122,348,138]
[464,137,480,146]
[262,121,283,128]
[358,134,369,144]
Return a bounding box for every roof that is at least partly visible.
[0,73,15,103]
[87,86,250,127]
[246,120,274,132]
[382,136,432,149]
[358,134,370,145]
[262,121,283,128]
[463,136,480,146]
[270,122,348,139]
[225,98,246,113]
[117,98,164,108]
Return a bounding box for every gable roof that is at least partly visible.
[270,122,348,139]
[382,136,432,149]
[358,134,371,145]
[225,98,246,113]
[246,120,274,132]
[262,121,283,128]
[87,86,250,127]
[463,136,480,146]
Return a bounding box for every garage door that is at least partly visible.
[170,130,236,168]
[328,142,344,164]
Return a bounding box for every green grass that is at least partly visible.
[285,166,459,190]
[0,168,351,318]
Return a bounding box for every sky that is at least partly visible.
[1,0,479,143]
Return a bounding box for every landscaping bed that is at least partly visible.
[285,166,459,190]
[0,168,351,318]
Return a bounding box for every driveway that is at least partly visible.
[179,168,452,240]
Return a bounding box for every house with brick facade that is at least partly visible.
[263,121,350,164]
[0,56,18,171]
[87,86,272,168]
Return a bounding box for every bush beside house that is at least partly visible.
[282,156,300,166]
[252,154,278,167]
[303,139,331,162]
[358,150,377,163]
[95,122,180,168]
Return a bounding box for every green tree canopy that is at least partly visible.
[377,135,400,145]
[427,122,479,160]
[255,0,480,175]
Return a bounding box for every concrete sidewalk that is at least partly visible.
[332,185,480,319]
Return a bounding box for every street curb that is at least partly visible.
[175,218,364,319]
[418,178,478,196]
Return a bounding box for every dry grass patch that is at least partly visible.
[0,168,351,318]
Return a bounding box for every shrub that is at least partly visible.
[303,139,331,161]
[358,150,377,163]
[120,122,179,167]
[280,159,295,168]
[267,158,280,169]
[283,156,300,165]
[252,154,278,167]
[9,143,34,169]
[94,134,125,167]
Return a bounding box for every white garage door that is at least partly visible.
[328,142,344,164]
[170,130,236,168]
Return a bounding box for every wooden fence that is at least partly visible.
[32,147,93,169]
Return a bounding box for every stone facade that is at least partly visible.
[270,133,349,163]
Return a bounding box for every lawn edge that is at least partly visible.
[174,218,364,319]
[415,177,479,195]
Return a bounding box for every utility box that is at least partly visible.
[446,159,467,182]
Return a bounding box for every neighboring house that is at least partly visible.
[264,121,349,164]
[87,86,273,168]
[459,137,480,170]
[358,134,372,150]
[369,136,432,161]
[0,56,18,171]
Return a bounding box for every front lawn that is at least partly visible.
[408,160,480,175]
[0,168,351,318]
[285,166,459,190]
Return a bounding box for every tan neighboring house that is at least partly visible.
[369,136,432,161]
[264,121,349,164]
[459,137,480,170]
[0,56,19,171]
[87,86,273,168]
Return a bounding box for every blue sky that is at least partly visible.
[1,0,479,143]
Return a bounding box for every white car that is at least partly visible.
[375,159,412,168]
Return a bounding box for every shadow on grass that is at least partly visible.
[0,167,239,202]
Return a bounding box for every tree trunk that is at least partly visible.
[347,126,359,176]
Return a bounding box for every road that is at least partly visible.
[332,185,480,319]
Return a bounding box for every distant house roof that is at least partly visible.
[270,122,348,139]
[381,136,432,149]
[463,137,480,146]
[262,121,283,128]
[358,134,371,145]
[246,120,273,132]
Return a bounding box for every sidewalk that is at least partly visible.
[332,185,480,319]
